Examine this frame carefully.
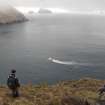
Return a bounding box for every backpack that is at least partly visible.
[7,76,17,89]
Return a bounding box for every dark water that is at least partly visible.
[0,14,105,84]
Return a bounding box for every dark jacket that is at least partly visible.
[7,74,20,89]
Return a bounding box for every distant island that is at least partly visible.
[0,5,27,24]
[28,11,35,14]
[38,8,52,14]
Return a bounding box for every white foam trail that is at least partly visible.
[48,57,91,66]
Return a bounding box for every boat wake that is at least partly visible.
[48,57,91,66]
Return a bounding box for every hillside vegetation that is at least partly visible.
[0,78,105,105]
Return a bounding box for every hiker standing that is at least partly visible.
[7,69,20,97]
[98,85,105,99]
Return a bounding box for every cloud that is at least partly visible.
[3,0,105,10]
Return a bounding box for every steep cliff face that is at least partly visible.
[0,5,27,24]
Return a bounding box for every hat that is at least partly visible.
[11,69,16,73]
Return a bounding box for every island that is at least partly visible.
[0,5,27,24]
[28,11,35,14]
[38,8,52,14]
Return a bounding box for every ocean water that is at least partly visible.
[0,14,105,84]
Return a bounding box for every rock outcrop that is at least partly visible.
[0,5,27,24]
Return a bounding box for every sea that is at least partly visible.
[0,14,105,84]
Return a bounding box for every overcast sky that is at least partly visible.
[2,0,105,11]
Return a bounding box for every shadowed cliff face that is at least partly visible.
[0,5,26,24]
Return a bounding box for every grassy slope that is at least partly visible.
[0,78,105,105]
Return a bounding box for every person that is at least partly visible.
[7,69,20,97]
[98,85,105,98]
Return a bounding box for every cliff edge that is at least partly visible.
[0,78,104,105]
